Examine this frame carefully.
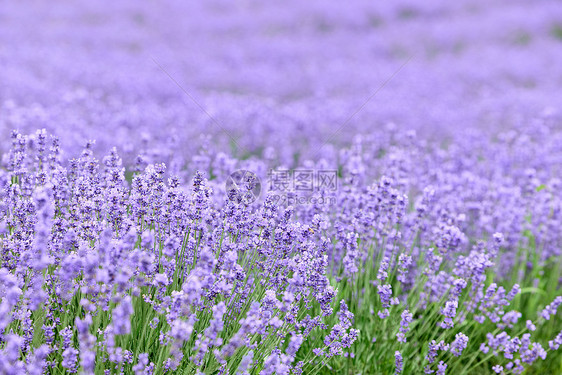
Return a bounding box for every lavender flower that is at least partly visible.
[440,300,458,329]
[450,333,469,357]
[397,309,413,343]
[395,351,403,374]
[436,361,447,375]
[2,10,562,369]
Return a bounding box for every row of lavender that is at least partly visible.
[1,124,561,374]
[2,0,562,161]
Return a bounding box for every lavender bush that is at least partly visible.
[1,127,561,374]
[1,0,562,374]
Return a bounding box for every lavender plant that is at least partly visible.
[0,131,362,374]
[1,128,561,374]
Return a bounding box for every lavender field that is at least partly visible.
[2,1,562,374]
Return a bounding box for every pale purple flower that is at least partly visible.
[450,333,469,357]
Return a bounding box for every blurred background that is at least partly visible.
[1,0,561,167]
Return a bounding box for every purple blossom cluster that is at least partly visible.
[1,0,562,163]
[2,123,561,373]
[0,130,362,373]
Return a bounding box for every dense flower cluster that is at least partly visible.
[1,121,561,373]
[0,131,360,374]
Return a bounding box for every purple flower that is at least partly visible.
[113,296,133,335]
[397,254,412,284]
[395,351,403,374]
[378,284,393,309]
[236,351,253,375]
[426,340,449,364]
[540,296,562,321]
[440,300,458,329]
[549,330,562,351]
[62,347,79,373]
[450,333,469,357]
[397,309,413,343]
